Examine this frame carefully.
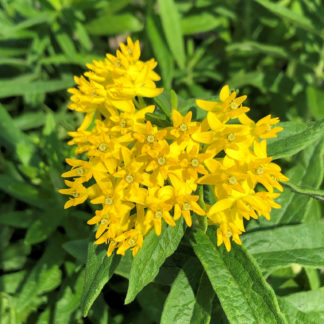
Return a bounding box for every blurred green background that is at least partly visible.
[0,0,323,323]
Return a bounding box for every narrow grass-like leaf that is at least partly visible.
[254,0,323,38]
[158,0,185,69]
[0,104,37,165]
[181,12,220,35]
[267,120,324,159]
[16,238,64,312]
[80,242,120,317]
[161,257,202,324]
[0,175,47,208]
[190,229,287,324]
[0,210,37,228]
[125,218,185,304]
[0,77,74,98]
[243,222,324,272]
[86,13,143,35]
[227,41,291,59]
[307,86,324,120]
[279,289,324,323]
[146,13,174,89]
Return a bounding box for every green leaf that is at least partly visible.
[0,77,74,98]
[154,91,172,118]
[0,210,37,228]
[279,289,324,323]
[16,238,64,312]
[86,13,143,35]
[52,270,85,323]
[190,272,214,324]
[227,41,291,59]
[307,86,324,120]
[267,120,324,159]
[125,218,185,304]
[62,239,88,264]
[137,284,167,322]
[190,229,287,324]
[0,175,47,208]
[181,12,221,35]
[0,240,31,271]
[158,0,186,69]
[145,112,171,128]
[0,104,37,165]
[161,257,202,324]
[243,222,324,272]
[146,13,174,89]
[13,112,46,130]
[254,0,324,38]
[80,241,120,317]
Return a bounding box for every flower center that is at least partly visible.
[128,238,136,245]
[191,158,199,167]
[227,133,236,142]
[228,176,237,185]
[158,157,166,166]
[180,123,188,131]
[155,210,163,219]
[115,60,121,67]
[126,175,134,183]
[225,230,232,237]
[183,202,191,211]
[72,192,79,198]
[77,168,84,176]
[98,143,107,152]
[105,196,113,205]
[147,135,155,143]
[256,166,264,175]
[230,101,238,110]
[101,218,108,225]
[120,119,126,128]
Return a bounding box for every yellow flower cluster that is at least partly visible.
[60,38,288,256]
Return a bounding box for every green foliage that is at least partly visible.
[0,0,323,323]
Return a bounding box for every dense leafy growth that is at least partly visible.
[0,0,323,323]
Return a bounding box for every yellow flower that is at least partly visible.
[59,179,88,209]
[60,39,288,256]
[196,85,250,122]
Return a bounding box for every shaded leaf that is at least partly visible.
[80,241,120,317]
[125,218,185,304]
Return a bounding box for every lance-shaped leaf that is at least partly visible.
[125,218,185,304]
[267,119,324,159]
[80,241,120,317]
[190,229,287,324]
[158,0,185,69]
[242,222,324,272]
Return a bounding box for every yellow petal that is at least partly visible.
[219,85,230,102]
